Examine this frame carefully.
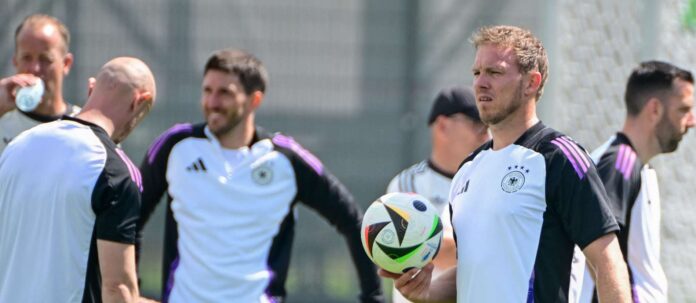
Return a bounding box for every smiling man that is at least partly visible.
[0,14,80,154]
[137,48,383,303]
[380,25,632,303]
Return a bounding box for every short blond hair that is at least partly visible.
[471,25,548,100]
[15,14,71,54]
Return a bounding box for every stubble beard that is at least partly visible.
[480,81,525,126]
[656,115,682,153]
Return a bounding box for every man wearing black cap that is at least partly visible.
[385,85,489,303]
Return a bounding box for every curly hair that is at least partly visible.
[471,25,548,100]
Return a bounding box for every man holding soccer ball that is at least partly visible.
[385,85,489,302]
[380,25,632,302]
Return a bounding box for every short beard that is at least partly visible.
[656,116,681,153]
[209,115,243,137]
[480,81,525,125]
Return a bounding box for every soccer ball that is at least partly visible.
[361,192,443,274]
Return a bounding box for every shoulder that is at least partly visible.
[388,160,428,192]
[459,140,493,168]
[270,131,324,175]
[145,123,205,163]
[398,161,428,178]
[531,127,593,180]
[595,137,641,181]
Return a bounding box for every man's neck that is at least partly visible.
[489,108,539,150]
[622,118,659,164]
[34,95,67,117]
[75,108,115,138]
[429,150,460,176]
[216,116,256,149]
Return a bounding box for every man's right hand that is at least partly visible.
[379,263,434,302]
[0,74,40,117]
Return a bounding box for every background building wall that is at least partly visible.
[2,0,695,301]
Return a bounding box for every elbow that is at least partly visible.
[101,281,138,303]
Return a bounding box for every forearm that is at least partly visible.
[430,236,456,270]
[98,240,140,303]
[420,267,457,303]
[584,234,631,303]
[593,255,630,303]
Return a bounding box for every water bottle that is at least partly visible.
[16,78,44,112]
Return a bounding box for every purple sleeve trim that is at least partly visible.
[551,137,588,179]
[615,144,637,180]
[526,269,535,303]
[115,148,143,192]
[163,257,180,303]
[272,134,324,175]
[147,124,194,165]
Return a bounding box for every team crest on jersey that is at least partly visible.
[501,165,529,193]
[252,165,273,185]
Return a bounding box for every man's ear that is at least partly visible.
[645,97,664,123]
[87,77,96,97]
[525,71,542,97]
[63,53,74,76]
[250,91,264,110]
[132,91,153,110]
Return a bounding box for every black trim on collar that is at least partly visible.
[19,109,63,123]
[427,159,456,179]
[484,121,547,150]
[61,115,109,138]
[614,132,636,149]
[251,126,274,146]
[512,121,547,146]
[18,103,76,123]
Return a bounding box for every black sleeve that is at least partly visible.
[92,152,141,244]
[544,140,619,249]
[137,124,193,263]
[594,151,642,258]
[138,140,169,234]
[287,147,384,303]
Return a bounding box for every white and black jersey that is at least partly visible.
[0,105,81,154]
[575,133,666,302]
[449,122,618,302]
[138,123,382,303]
[0,116,141,303]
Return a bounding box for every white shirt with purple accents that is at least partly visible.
[0,116,141,303]
[449,122,618,302]
[138,124,381,303]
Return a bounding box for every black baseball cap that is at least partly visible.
[427,86,481,125]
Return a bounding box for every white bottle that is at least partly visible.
[16,78,44,112]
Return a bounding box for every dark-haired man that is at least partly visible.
[575,60,694,303]
[138,48,383,303]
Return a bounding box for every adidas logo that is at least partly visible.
[186,158,207,172]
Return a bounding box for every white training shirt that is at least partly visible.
[449,123,618,302]
[0,116,141,303]
[138,124,381,303]
[574,133,667,303]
